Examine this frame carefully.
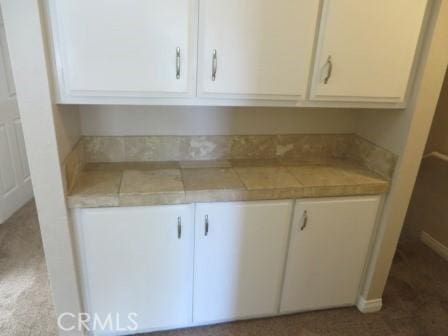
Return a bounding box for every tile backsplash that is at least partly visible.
[83,134,357,163]
[63,134,398,191]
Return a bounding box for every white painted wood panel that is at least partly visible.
[198,0,320,100]
[13,120,30,179]
[280,196,381,313]
[0,15,32,224]
[310,0,428,103]
[50,0,197,98]
[76,205,194,335]
[193,201,292,324]
[0,14,14,96]
[0,123,15,193]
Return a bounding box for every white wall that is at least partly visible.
[356,109,408,155]
[359,0,448,301]
[80,105,361,136]
[40,0,82,161]
[54,104,81,161]
[1,1,84,335]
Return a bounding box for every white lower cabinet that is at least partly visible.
[193,201,293,324]
[74,196,381,335]
[280,196,381,313]
[75,205,195,335]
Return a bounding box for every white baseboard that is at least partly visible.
[421,231,448,261]
[423,151,448,162]
[356,296,382,313]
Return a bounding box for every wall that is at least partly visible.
[404,156,448,247]
[80,105,361,136]
[1,1,84,335]
[4,0,448,332]
[425,70,448,155]
[40,0,82,161]
[403,71,448,248]
[358,0,448,301]
[53,104,81,161]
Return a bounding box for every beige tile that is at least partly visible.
[69,171,122,195]
[119,169,186,205]
[342,166,390,185]
[279,157,350,166]
[180,160,232,169]
[230,159,281,167]
[288,165,389,196]
[288,165,360,186]
[85,161,179,171]
[67,171,122,207]
[235,166,302,190]
[276,134,354,161]
[120,169,184,194]
[182,168,244,191]
[349,135,398,179]
[185,136,231,160]
[124,136,189,162]
[185,190,248,203]
[67,195,120,208]
[230,135,276,159]
[84,137,125,162]
[119,193,186,206]
[63,140,85,193]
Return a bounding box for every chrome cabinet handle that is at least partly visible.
[212,49,217,81]
[204,215,209,236]
[324,56,333,84]
[300,210,308,231]
[177,217,182,239]
[176,47,181,80]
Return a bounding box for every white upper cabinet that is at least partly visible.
[197,0,320,100]
[49,0,197,99]
[47,0,429,107]
[310,0,428,103]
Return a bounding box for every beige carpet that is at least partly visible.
[148,241,448,336]
[0,201,57,336]
[1,201,447,336]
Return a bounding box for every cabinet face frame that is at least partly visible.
[45,0,199,101]
[308,0,431,104]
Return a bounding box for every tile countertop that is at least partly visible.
[66,160,390,208]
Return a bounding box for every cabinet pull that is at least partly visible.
[324,56,333,84]
[177,217,182,239]
[204,215,209,236]
[212,49,217,81]
[176,47,181,80]
[300,210,308,231]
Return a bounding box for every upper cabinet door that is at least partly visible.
[197,0,320,100]
[310,0,428,103]
[50,0,197,99]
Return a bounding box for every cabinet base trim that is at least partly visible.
[356,296,382,313]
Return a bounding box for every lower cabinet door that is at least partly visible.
[193,200,293,324]
[76,205,194,335]
[280,196,381,313]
